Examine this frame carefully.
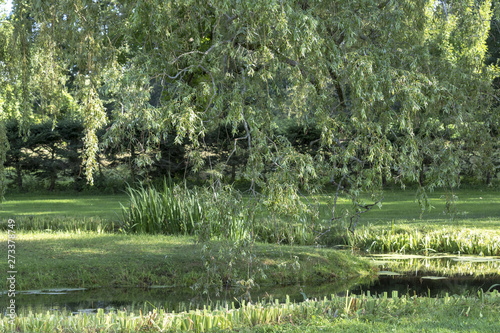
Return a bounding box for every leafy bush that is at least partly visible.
[195,185,251,242]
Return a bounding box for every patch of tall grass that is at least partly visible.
[2,289,499,332]
[119,179,202,235]
[350,226,500,255]
[119,180,253,241]
[253,218,317,245]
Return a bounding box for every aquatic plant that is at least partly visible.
[349,226,500,256]
[1,290,499,332]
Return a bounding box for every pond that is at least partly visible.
[2,254,499,315]
[359,253,500,297]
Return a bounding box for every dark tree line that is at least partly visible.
[4,116,498,193]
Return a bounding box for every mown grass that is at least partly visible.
[0,231,373,291]
[0,193,128,220]
[0,188,499,332]
[0,187,498,293]
[0,188,499,255]
[315,187,500,227]
[253,188,500,256]
[1,289,499,332]
[1,188,498,227]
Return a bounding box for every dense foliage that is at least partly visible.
[0,0,499,216]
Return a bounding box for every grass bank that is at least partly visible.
[2,290,499,332]
[0,231,373,291]
[1,188,499,290]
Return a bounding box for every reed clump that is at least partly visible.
[349,226,500,255]
[119,179,202,235]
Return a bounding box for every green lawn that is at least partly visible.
[0,187,499,290]
[0,193,128,220]
[314,187,500,228]
[1,188,499,256]
[0,231,373,291]
[1,188,498,228]
[0,188,499,332]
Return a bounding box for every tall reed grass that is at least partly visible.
[119,180,252,241]
[120,179,202,235]
[349,226,500,255]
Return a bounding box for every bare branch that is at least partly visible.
[329,174,346,226]
[163,66,193,80]
[378,0,391,10]
[269,47,321,94]
[225,134,249,166]
[224,14,239,24]
[348,197,384,233]
[170,49,208,64]
[198,65,217,114]
[242,115,252,150]
[441,0,449,21]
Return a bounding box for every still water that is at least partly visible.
[2,254,499,314]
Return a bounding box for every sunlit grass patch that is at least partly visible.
[349,224,500,256]
[0,194,127,220]
[0,215,116,233]
[0,231,372,291]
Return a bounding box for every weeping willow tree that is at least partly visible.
[0,0,498,223]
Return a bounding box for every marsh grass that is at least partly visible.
[119,180,202,235]
[349,225,500,255]
[1,289,499,332]
[119,180,254,242]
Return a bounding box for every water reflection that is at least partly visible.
[350,275,500,298]
[356,253,500,297]
[3,254,499,314]
[367,253,500,277]
[1,276,371,314]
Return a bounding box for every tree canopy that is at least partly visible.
[0,0,499,216]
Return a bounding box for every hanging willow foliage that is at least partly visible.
[0,0,499,213]
[0,120,8,201]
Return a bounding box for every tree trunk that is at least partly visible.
[130,144,136,183]
[419,162,425,187]
[48,146,56,191]
[231,163,236,183]
[16,158,23,191]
